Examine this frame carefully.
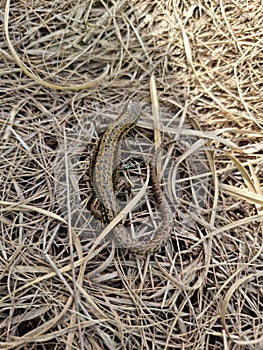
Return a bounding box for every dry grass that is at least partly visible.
[0,0,263,349]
